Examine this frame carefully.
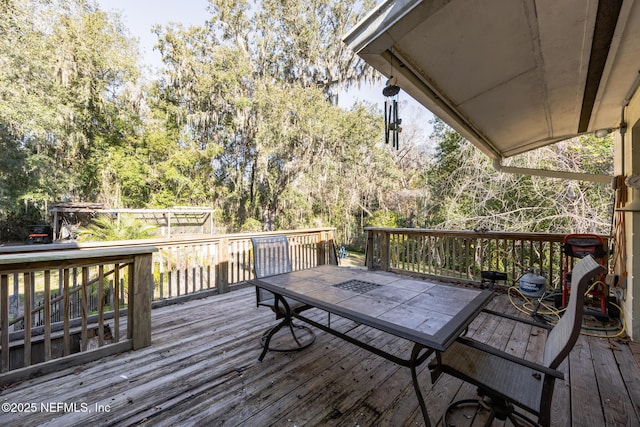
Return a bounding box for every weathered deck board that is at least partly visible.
[569,334,606,427]
[0,281,638,427]
[611,339,640,421]
[590,335,636,426]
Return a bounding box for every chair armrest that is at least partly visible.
[482,308,553,330]
[455,336,564,380]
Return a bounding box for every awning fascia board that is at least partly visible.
[492,160,615,185]
[344,0,436,55]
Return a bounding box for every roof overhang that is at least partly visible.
[344,0,640,159]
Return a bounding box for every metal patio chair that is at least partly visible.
[429,255,605,427]
[251,236,315,353]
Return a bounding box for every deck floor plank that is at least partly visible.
[158,317,379,426]
[589,334,637,427]
[1,280,639,427]
[254,327,397,426]
[611,339,640,421]
[569,334,606,427]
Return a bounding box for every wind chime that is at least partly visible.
[383,75,401,149]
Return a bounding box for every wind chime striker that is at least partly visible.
[383,75,401,149]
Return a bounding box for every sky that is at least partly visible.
[96,0,434,139]
[97,0,210,74]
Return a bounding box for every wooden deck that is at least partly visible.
[1,272,639,426]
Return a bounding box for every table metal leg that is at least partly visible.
[410,343,433,427]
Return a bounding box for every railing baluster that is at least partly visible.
[411,234,417,272]
[23,272,31,368]
[98,265,104,348]
[183,246,188,296]
[192,244,197,294]
[177,258,182,297]
[363,227,588,290]
[81,267,89,352]
[1,274,8,372]
[114,264,121,342]
[63,268,70,357]
[43,271,51,361]
[549,242,555,289]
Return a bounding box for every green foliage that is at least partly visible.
[0,0,142,213]
[151,1,388,233]
[78,214,157,241]
[240,218,262,232]
[365,210,400,228]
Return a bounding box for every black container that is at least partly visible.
[27,225,53,244]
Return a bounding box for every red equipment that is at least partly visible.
[562,234,608,314]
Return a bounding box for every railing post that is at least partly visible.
[1,275,8,372]
[381,231,390,271]
[366,229,374,270]
[327,229,337,265]
[317,231,327,266]
[216,238,230,293]
[130,252,153,350]
[23,273,31,368]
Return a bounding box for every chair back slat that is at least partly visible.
[543,255,605,368]
[251,236,293,306]
[251,236,292,279]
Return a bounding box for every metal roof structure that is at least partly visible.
[49,203,217,239]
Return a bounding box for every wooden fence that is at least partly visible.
[0,247,155,381]
[364,227,609,291]
[0,228,335,379]
[150,228,336,300]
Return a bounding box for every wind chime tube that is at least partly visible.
[393,99,399,149]
[382,80,401,149]
[384,100,389,145]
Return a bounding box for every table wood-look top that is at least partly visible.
[250,265,493,351]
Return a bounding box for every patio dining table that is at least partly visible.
[249,264,493,426]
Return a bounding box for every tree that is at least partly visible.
[300,102,399,241]
[0,0,142,214]
[152,0,386,232]
[0,0,63,218]
[13,0,614,249]
[252,0,378,103]
[46,1,142,201]
[423,118,614,234]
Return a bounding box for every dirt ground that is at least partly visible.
[338,251,365,267]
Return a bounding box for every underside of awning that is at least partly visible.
[344,0,640,159]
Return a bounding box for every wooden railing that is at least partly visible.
[150,228,337,300]
[0,247,155,380]
[364,227,609,291]
[0,228,335,379]
[2,225,612,378]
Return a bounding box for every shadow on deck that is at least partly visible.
[1,276,639,426]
